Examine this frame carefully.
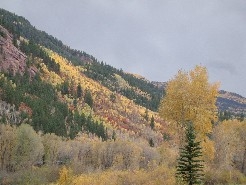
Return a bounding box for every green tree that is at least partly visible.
[144,108,149,121]
[84,89,93,108]
[77,83,82,98]
[238,113,244,122]
[0,45,3,54]
[112,130,116,141]
[176,122,204,185]
[110,93,116,103]
[149,138,154,147]
[61,80,69,95]
[150,115,155,130]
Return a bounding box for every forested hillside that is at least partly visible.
[1,8,245,114]
[0,8,163,111]
[0,9,245,185]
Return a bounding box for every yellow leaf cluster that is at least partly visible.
[57,165,175,185]
[40,63,63,85]
[57,166,72,185]
[159,65,219,140]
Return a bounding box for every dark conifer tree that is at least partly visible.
[144,108,149,121]
[112,130,116,141]
[84,89,93,108]
[176,122,204,185]
[61,80,69,95]
[150,115,155,130]
[149,138,154,147]
[77,83,82,98]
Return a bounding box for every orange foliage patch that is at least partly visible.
[19,102,32,117]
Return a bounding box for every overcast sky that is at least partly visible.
[1,0,246,97]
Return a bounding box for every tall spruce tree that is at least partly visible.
[77,83,82,98]
[84,89,93,108]
[176,122,204,185]
[150,115,155,130]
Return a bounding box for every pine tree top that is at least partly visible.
[176,122,204,185]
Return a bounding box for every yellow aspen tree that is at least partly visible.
[159,65,219,138]
[188,66,219,139]
[159,65,219,161]
[159,70,190,128]
[57,166,73,185]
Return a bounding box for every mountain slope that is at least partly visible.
[3,8,244,116]
[0,9,168,145]
[217,90,246,114]
[0,8,245,144]
[0,8,163,112]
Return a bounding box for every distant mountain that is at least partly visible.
[217,90,246,114]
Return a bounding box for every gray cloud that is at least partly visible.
[1,0,246,97]
[208,60,238,75]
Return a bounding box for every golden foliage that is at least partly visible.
[57,166,73,185]
[213,120,246,172]
[159,65,219,140]
[204,168,246,184]
[201,138,215,162]
[56,165,176,185]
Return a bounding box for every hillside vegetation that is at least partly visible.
[0,9,245,185]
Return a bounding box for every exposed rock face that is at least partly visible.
[0,25,27,75]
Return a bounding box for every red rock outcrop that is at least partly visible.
[0,25,27,75]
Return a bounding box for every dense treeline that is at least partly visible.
[0,70,107,139]
[84,62,163,111]
[0,123,165,184]
[218,110,245,122]
[1,120,245,184]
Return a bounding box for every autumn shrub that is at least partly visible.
[14,124,44,170]
[57,166,73,185]
[204,168,246,185]
[213,120,246,175]
[158,142,178,168]
[61,165,176,185]
[0,165,60,185]
[42,133,63,165]
[68,140,161,174]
